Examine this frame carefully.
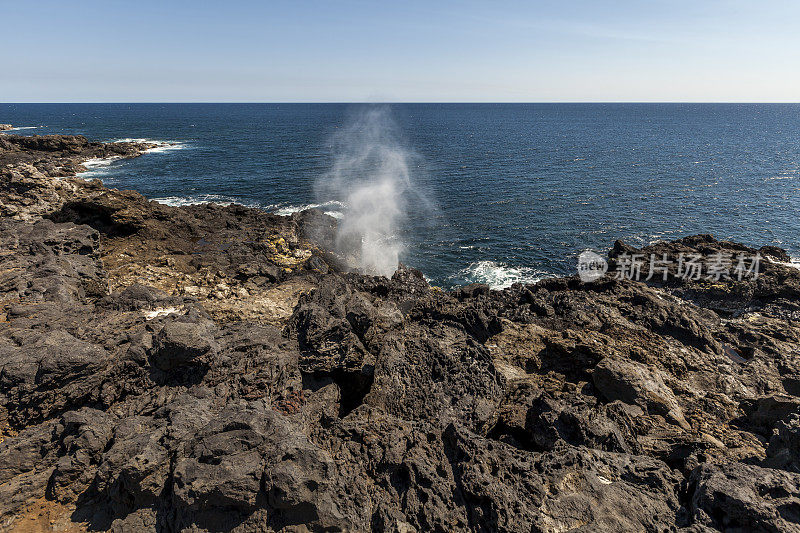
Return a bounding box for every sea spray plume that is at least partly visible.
[316,107,423,276]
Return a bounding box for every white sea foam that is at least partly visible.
[272,200,345,217]
[112,138,188,153]
[4,126,40,131]
[458,261,549,290]
[82,156,124,169]
[766,255,800,271]
[647,234,669,245]
[145,143,186,154]
[76,156,126,178]
[152,195,260,208]
[75,139,186,178]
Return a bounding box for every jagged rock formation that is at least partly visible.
[1,135,800,532]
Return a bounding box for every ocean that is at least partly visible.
[2,103,799,288]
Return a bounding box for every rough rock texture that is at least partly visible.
[1,135,800,532]
[687,462,800,532]
[0,134,156,221]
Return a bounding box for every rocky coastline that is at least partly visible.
[1,133,800,532]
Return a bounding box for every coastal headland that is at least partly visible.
[1,133,799,531]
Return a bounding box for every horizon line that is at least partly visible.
[3,101,800,105]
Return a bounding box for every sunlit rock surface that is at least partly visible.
[1,135,800,532]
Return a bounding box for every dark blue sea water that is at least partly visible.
[2,103,799,287]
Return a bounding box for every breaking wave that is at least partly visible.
[112,138,188,153]
[76,156,125,178]
[456,261,550,290]
[272,200,345,219]
[152,195,261,208]
[81,156,123,169]
[76,139,187,178]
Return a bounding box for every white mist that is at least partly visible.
[316,107,420,277]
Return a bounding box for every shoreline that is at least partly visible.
[2,132,800,531]
[75,139,187,180]
[7,126,797,288]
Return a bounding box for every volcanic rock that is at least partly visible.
[1,132,800,531]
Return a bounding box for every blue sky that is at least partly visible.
[2,0,798,102]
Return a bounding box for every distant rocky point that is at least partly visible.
[0,124,13,131]
[1,134,800,532]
